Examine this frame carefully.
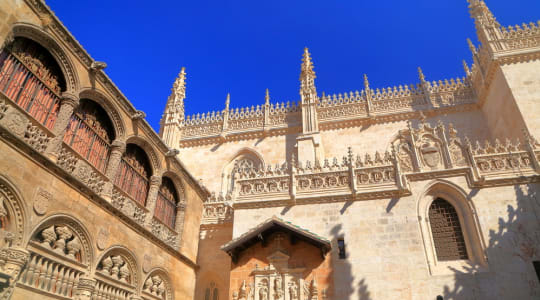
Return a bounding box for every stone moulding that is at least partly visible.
[205,122,540,211]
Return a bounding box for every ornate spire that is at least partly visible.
[299,48,319,134]
[468,0,499,29]
[159,67,187,147]
[300,47,317,101]
[467,0,503,52]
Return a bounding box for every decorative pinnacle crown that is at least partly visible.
[172,67,187,100]
[300,47,315,79]
[468,0,499,28]
[225,93,230,110]
[265,89,270,105]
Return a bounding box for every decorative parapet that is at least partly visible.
[201,193,234,225]
[226,122,540,208]
[500,22,540,52]
[179,76,476,145]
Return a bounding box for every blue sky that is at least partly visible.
[47,0,540,131]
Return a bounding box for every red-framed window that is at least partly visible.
[114,144,151,206]
[63,100,114,173]
[155,177,178,228]
[0,37,65,130]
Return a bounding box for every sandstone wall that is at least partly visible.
[232,178,540,299]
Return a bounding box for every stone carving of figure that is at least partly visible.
[288,281,299,300]
[248,282,254,300]
[259,280,269,300]
[273,277,283,299]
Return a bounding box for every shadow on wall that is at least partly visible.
[442,183,540,299]
[329,224,372,300]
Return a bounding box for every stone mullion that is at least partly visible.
[45,92,80,162]
[145,175,163,226]
[174,202,186,249]
[102,140,126,200]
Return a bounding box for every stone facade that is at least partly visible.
[156,1,540,299]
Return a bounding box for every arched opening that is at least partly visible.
[418,181,488,275]
[0,37,66,129]
[428,198,468,261]
[221,150,263,195]
[114,144,152,206]
[155,177,178,229]
[63,99,115,173]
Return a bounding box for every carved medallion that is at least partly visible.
[0,109,28,137]
[96,228,109,250]
[143,254,152,273]
[33,187,52,215]
[420,140,441,168]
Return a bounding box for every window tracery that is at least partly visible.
[0,37,65,129]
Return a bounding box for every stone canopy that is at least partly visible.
[221,216,331,263]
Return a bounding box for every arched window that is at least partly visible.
[204,288,210,300]
[63,99,114,173]
[428,198,468,261]
[0,37,65,129]
[155,177,178,228]
[114,144,151,205]
[213,288,219,300]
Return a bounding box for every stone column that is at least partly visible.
[0,247,30,299]
[145,175,162,226]
[73,276,96,300]
[102,140,126,201]
[45,91,80,162]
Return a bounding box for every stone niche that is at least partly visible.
[225,217,332,300]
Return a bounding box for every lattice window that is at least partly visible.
[114,144,151,205]
[429,198,468,261]
[0,37,65,129]
[63,99,114,173]
[155,177,178,228]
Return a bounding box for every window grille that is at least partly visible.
[0,38,65,130]
[429,198,468,261]
[114,144,151,205]
[63,100,114,173]
[155,177,178,228]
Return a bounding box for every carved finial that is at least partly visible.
[418,67,426,83]
[347,147,354,166]
[463,60,471,75]
[300,47,316,93]
[363,74,370,91]
[225,93,230,110]
[265,89,270,106]
[467,38,476,53]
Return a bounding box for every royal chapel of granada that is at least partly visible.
[0,0,538,299]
